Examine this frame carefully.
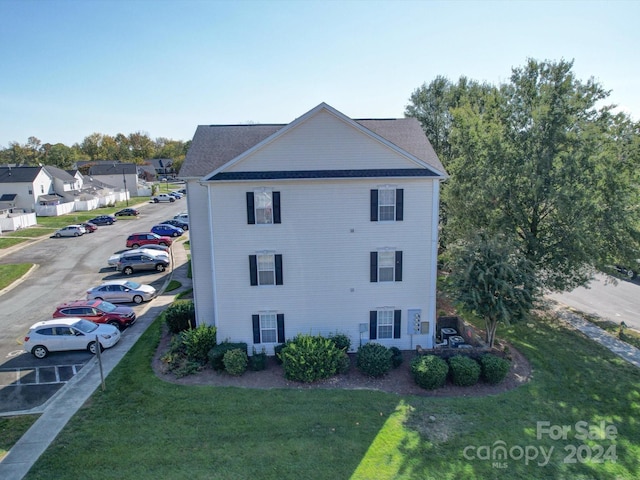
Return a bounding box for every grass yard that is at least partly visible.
[17,311,640,479]
[0,237,26,249]
[0,415,39,462]
[0,263,33,290]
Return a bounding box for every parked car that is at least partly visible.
[86,280,157,304]
[24,318,121,359]
[615,260,639,280]
[53,299,136,330]
[108,248,170,268]
[81,222,98,233]
[151,224,184,237]
[89,215,117,226]
[161,219,189,231]
[126,232,173,248]
[152,193,175,203]
[54,225,86,237]
[173,212,189,224]
[168,191,183,199]
[114,208,139,217]
[116,252,170,275]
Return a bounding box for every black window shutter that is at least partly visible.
[370,189,378,221]
[395,251,403,282]
[393,310,401,338]
[370,252,378,282]
[246,192,255,224]
[273,191,281,224]
[277,314,285,343]
[396,189,403,221]
[252,315,261,343]
[369,311,377,340]
[275,254,283,285]
[249,255,258,286]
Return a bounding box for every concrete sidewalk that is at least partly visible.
[549,301,640,368]
[0,239,192,480]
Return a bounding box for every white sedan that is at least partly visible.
[86,280,157,304]
[54,224,86,237]
[23,318,121,359]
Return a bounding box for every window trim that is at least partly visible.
[252,313,285,344]
[249,253,283,286]
[247,190,281,224]
[369,309,402,340]
[370,250,403,282]
[370,187,403,222]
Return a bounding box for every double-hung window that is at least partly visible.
[247,190,281,224]
[252,313,285,344]
[370,187,403,221]
[370,250,403,282]
[249,253,283,286]
[369,309,401,340]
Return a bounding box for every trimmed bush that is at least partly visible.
[179,326,217,364]
[248,348,267,371]
[209,342,248,371]
[449,355,481,386]
[356,343,392,378]
[223,349,248,376]
[337,352,351,374]
[389,346,403,368]
[480,354,511,384]
[328,333,351,352]
[411,355,449,390]
[280,334,344,383]
[165,300,196,333]
[274,342,289,364]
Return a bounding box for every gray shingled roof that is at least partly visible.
[0,166,43,183]
[179,105,446,179]
[44,165,77,182]
[89,163,138,175]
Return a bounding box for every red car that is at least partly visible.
[53,299,136,330]
[81,222,98,233]
[126,232,173,249]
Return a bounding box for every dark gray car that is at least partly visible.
[116,253,170,275]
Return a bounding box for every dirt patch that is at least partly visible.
[152,328,532,397]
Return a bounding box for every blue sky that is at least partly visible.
[1,0,638,147]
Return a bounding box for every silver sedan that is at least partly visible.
[86,280,157,304]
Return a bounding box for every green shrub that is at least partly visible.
[280,334,344,383]
[179,325,217,364]
[448,355,481,386]
[248,348,267,371]
[480,354,511,384]
[337,352,351,374]
[165,300,196,333]
[389,346,403,368]
[356,343,392,378]
[411,355,449,390]
[209,342,248,371]
[328,333,351,352]
[160,335,202,378]
[223,349,248,376]
[274,341,291,364]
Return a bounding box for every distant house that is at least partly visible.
[148,158,174,178]
[0,166,55,212]
[179,103,447,354]
[86,163,138,198]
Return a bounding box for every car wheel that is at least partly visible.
[55,233,61,238]
[108,221,113,225]
[156,264,166,272]
[172,232,179,237]
[154,198,159,203]
[160,242,168,246]
[131,244,140,249]
[74,232,80,236]
[170,198,175,202]
[628,269,637,280]
[88,341,104,355]
[108,320,122,330]
[133,295,143,304]
[32,345,49,359]
[123,266,134,275]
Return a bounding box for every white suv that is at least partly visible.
[152,193,175,203]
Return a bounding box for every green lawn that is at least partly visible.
[0,263,33,290]
[18,312,640,479]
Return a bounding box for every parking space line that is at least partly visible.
[0,364,85,386]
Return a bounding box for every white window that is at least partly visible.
[377,310,394,339]
[257,254,275,285]
[378,188,396,221]
[378,251,396,282]
[260,313,277,343]
[255,190,273,224]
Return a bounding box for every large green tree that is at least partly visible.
[408,58,640,292]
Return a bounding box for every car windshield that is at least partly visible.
[97,301,118,312]
[123,281,140,289]
[73,319,98,333]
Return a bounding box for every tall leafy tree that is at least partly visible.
[409,58,640,292]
